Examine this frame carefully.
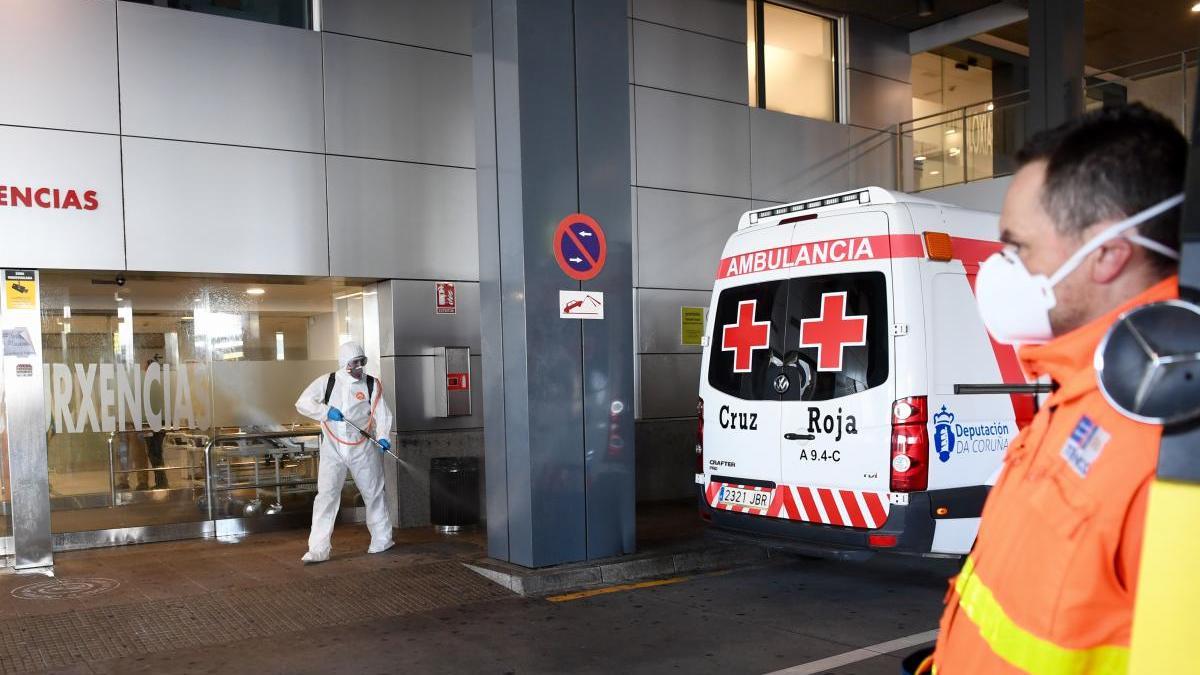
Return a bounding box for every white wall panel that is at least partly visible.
[327,156,478,281]
[632,21,746,104]
[631,0,745,42]
[847,70,914,132]
[322,0,472,54]
[636,187,748,290]
[922,176,1012,213]
[750,108,851,202]
[381,279,481,357]
[123,138,328,275]
[639,353,702,419]
[0,0,119,134]
[634,87,750,197]
[637,288,711,354]
[0,127,124,270]
[324,33,474,167]
[118,2,324,153]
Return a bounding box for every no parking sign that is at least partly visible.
[553,213,607,281]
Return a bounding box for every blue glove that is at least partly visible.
[377,438,391,454]
[327,407,344,422]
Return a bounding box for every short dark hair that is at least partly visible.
[1015,103,1186,270]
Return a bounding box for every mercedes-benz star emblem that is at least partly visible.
[773,374,790,394]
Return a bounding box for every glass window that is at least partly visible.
[120,0,316,30]
[707,280,789,401]
[781,271,889,401]
[747,1,839,122]
[39,274,366,534]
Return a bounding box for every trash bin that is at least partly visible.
[429,456,480,533]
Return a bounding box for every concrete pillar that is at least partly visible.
[472,0,635,567]
[1027,0,1084,135]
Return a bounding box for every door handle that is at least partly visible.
[784,433,816,441]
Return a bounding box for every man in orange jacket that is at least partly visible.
[933,103,1186,673]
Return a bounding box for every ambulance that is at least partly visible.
[696,186,1042,556]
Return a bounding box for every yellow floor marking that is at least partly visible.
[546,570,730,603]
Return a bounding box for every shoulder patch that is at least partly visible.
[1060,415,1110,478]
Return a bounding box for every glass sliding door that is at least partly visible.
[38,272,368,537]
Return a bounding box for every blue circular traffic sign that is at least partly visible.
[554,213,607,281]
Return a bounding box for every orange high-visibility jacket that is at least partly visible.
[934,276,1178,674]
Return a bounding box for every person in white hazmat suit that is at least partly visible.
[295,341,395,563]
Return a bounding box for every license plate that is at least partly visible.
[718,486,772,510]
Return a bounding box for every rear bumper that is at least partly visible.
[698,486,936,555]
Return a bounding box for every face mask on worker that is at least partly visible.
[974,193,1183,345]
[347,356,367,380]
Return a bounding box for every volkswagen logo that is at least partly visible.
[773,374,790,394]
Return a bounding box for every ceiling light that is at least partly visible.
[246,288,266,296]
[944,128,957,135]
[914,155,927,162]
[930,170,941,176]
[948,147,961,157]
[1192,2,1200,12]
[986,103,995,111]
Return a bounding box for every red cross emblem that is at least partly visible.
[722,300,770,373]
[799,292,868,372]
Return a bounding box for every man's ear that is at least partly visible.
[1091,237,1135,284]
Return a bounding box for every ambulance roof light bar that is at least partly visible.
[738,186,942,230]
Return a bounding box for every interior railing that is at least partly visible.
[896,48,1199,194]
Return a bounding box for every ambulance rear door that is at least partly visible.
[701,226,795,513]
[775,210,900,529]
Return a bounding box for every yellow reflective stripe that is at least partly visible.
[954,556,1130,674]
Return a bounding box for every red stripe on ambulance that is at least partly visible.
[717,234,924,280]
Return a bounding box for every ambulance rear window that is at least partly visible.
[708,272,888,401]
[783,271,889,401]
[706,280,788,401]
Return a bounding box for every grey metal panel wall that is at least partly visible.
[635,187,748,290]
[0,0,119,134]
[847,16,912,85]
[636,288,710,354]
[117,3,324,153]
[322,0,473,54]
[381,280,482,357]
[381,355,484,432]
[576,0,636,560]
[849,125,897,189]
[632,21,746,104]
[326,155,479,280]
[0,127,125,270]
[847,70,913,132]
[750,108,851,202]
[634,87,750,197]
[631,0,745,42]
[323,33,475,167]
[639,353,702,419]
[123,138,328,275]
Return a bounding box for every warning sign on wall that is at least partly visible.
[435,281,456,315]
[4,270,37,311]
[681,307,706,346]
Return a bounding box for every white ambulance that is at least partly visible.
[696,186,1043,556]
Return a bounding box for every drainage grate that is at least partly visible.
[11,578,121,601]
[0,562,510,674]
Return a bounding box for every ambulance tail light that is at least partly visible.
[890,396,929,492]
[695,397,705,474]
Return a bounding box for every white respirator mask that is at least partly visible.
[974,193,1183,345]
